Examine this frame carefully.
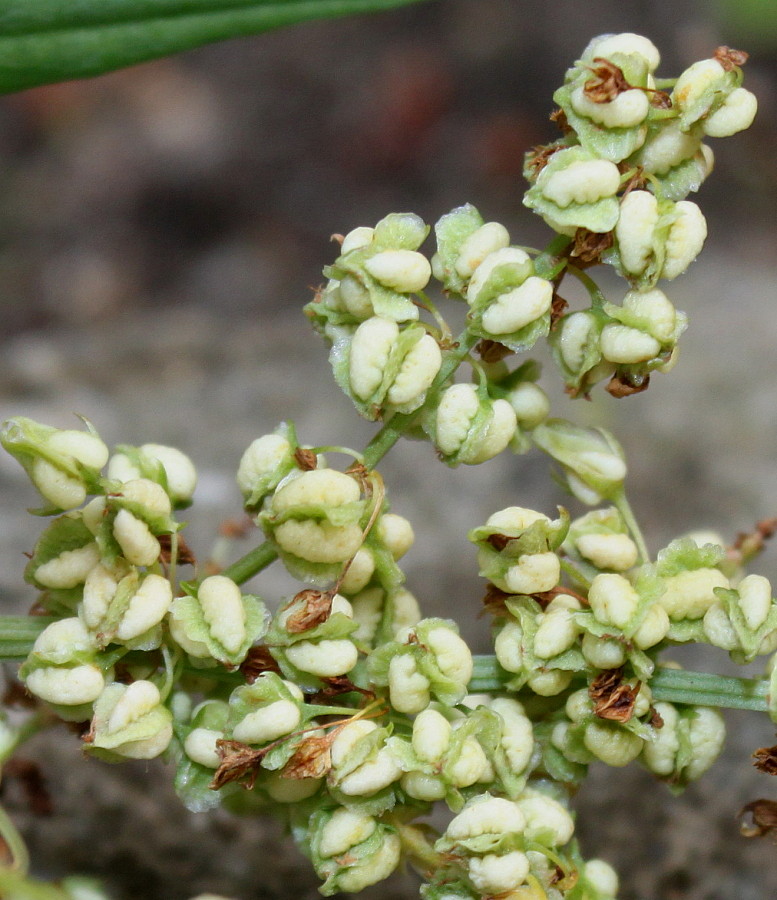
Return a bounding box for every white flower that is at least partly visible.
[584,859,620,896]
[335,832,401,894]
[737,574,773,631]
[533,594,582,658]
[341,226,375,255]
[703,87,757,137]
[412,708,452,761]
[507,382,550,430]
[621,288,679,342]
[26,665,105,706]
[455,222,511,279]
[34,542,101,589]
[635,122,700,175]
[364,249,431,293]
[446,795,525,840]
[576,532,638,571]
[385,333,441,406]
[138,443,197,504]
[195,575,247,655]
[388,654,430,713]
[494,620,524,673]
[583,33,660,72]
[571,86,650,129]
[318,808,375,859]
[231,699,301,744]
[466,247,531,303]
[588,573,639,628]
[662,201,707,280]
[184,727,223,768]
[581,633,626,668]
[616,190,659,275]
[92,680,173,759]
[480,276,553,335]
[237,433,292,498]
[658,568,730,620]
[286,638,358,678]
[112,509,160,567]
[672,58,726,112]
[540,159,621,208]
[600,324,661,364]
[517,791,575,845]
[684,707,725,780]
[426,625,473,684]
[468,852,530,894]
[641,701,680,775]
[349,317,399,400]
[502,551,560,595]
[490,698,534,774]
[338,547,375,594]
[631,603,670,649]
[376,513,414,559]
[584,721,643,766]
[115,573,173,641]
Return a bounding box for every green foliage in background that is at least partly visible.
[0,0,427,94]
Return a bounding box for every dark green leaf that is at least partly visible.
[0,0,429,95]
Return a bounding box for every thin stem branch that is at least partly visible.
[613,490,650,564]
[218,541,278,587]
[362,329,481,471]
[468,654,771,713]
[0,802,29,874]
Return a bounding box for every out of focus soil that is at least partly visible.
[1,2,777,898]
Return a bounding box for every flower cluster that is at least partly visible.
[0,31,768,900]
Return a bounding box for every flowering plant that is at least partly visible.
[0,26,774,900]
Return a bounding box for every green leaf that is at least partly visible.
[0,0,429,95]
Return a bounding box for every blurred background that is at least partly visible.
[0,0,776,898]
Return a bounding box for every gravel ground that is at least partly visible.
[1,2,776,898]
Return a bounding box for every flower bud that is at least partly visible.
[516,791,575,845]
[348,317,441,415]
[584,858,620,897]
[600,324,661,364]
[584,720,643,766]
[33,541,101,590]
[376,513,414,559]
[265,468,365,571]
[658,567,729,620]
[111,443,197,508]
[506,381,550,430]
[364,249,431,294]
[542,158,621,208]
[661,202,707,280]
[433,383,517,465]
[313,808,401,895]
[533,420,626,503]
[169,575,267,666]
[588,573,639,628]
[26,664,105,707]
[582,33,660,72]
[703,87,757,137]
[1,417,108,511]
[88,680,173,760]
[615,190,659,276]
[455,222,511,279]
[237,430,296,509]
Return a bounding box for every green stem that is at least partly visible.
[0,616,53,659]
[362,329,481,471]
[0,803,29,875]
[468,654,771,713]
[565,264,608,310]
[613,490,650,565]
[219,541,278,587]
